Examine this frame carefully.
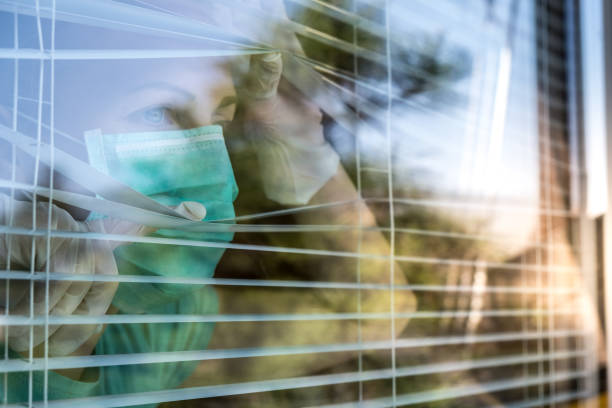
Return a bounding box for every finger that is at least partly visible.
[47,323,101,357]
[0,194,76,269]
[93,218,157,250]
[48,240,118,356]
[0,280,28,310]
[242,52,282,100]
[173,201,206,221]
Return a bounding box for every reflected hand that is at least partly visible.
[236,52,339,205]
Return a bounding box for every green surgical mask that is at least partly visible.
[85,124,238,312]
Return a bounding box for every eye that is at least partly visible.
[126,105,176,128]
[143,107,166,124]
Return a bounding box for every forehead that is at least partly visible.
[55,57,236,126]
[59,57,234,96]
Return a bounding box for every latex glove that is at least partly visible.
[237,52,339,205]
[0,194,204,357]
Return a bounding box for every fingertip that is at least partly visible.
[260,52,282,65]
[95,218,156,249]
[137,225,158,237]
[244,52,282,99]
[175,201,207,221]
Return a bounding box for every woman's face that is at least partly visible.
[39,57,238,220]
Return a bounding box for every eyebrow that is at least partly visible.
[129,82,196,102]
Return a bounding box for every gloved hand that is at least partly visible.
[236,52,340,205]
[0,194,205,357]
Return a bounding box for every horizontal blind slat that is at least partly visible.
[0,48,269,60]
[0,0,257,49]
[0,270,578,294]
[228,195,574,222]
[0,0,567,88]
[0,224,580,273]
[500,391,590,408]
[287,0,385,37]
[0,331,589,364]
[0,170,581,225]
[289,0,567,77]
[0,0,388,72]
[0,309,579,326]
[314,371,589,408]
[1,348,585,376]
[5,369,589,408]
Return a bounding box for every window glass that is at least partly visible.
[0,0,601,406]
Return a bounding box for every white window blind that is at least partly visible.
[0,0,602,407]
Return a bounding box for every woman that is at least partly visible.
[0,2,416,405]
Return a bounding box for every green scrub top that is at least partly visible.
[2,285,217,407]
